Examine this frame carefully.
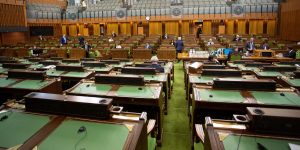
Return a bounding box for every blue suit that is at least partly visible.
[60,36,67,45]
[175,40,184,52]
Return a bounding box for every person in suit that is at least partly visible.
[196,27,202,38]
[163,33,168,39]
[261,41,270,50]
[60,34,67,46]
[78,34,85,46]
[112,31,117,37]
[207,38,214,46]
[246,38,255,53]
[82,42,91,58]
[145,43,152,49]
[232,34,241,42]
[175,37,184,60]
[150,55,164,73]
[284,47,296,59]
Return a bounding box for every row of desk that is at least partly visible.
[183,60,300,149]
[0,56,175,147]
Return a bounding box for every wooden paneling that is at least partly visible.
[0,3,26,27]
[149,22,162,35]
[133,23,138,35]
[62,25,67,35]
[203,21,212,35]
[237,20,246,35]
[257,20,264,34]
[120,22,131,35]
[1,32,26,44]
[106,23,119,35]
[181,21,190,35]
[93,24,100,36]
[68,25,77,36]
[78,24,84,35]
[267,20,276,36]
[165,21,179,35]
[226,20,234,35]
[249,20,258,34]
[280,0,300,41]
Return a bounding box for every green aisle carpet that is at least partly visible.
[157,62,191,150]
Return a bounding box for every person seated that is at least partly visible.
[39,35,43,41]
[115,44,122,49]
[108,37,114,43]
[78,34,85,46]
[261,41,270,50]
[60,34,68,46]
[208,55,220,64]
[163,33,168,39]
[207,38,214,46]
[82,42,91,58]
[284,47,296,59]
[145,43,152,49]
[170,40,175,46]
[232,34,241,42]
[31,45,43,57]
[150,55,164,73]
[111,31,117,37]
[246,38,255,53]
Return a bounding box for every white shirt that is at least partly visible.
[207,42,214,46]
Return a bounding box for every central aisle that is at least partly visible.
[158,62,191,150]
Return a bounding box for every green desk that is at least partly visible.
[237,65,259,73]
[0,77,61,99]
[37,119,135,150]
[46,70,93,81]
[61,62,81,66]
[254,71,292,87]
[199,119,300,150]
[192,88,300,124]
[0,111,50,149]
[66,81,163,145]
[282,78,300,90]
[0,67,8,74]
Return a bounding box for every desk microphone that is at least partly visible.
[77,126,86,133]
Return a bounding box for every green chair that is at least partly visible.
[230,54,242,61]
[147,119,156,150]
[296,50,300,59]
[89,51,96,58]
[95,50,102,57]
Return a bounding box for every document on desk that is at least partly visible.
[289,143,300,150]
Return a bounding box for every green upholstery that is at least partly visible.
[0,111,50,148]
[88,51,96,58]
[148,136,156,150]
[0,78,18,87]
[223,135,300,150]
[251,91,300,105]
[195,89,245,103]
[10,80,50,90]
[38,119,129,150]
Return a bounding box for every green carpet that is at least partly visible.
[157,62,192,150]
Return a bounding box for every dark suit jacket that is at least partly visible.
[78,36,85,45]
[286,50,296,59]
[261,44,270,50]
[246,42,255,51]
[232,37,241,42]
[60,37,67,45]
[175,40,184,52]
[82,44,91,52]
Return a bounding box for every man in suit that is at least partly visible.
[145,43,152,49]
[232,34,241,42]
[175,37,184,61]
[82,42,91,58]
[246,38,255,53]
[60,34,67,46]
[207,38,214,46]
[78,34,85,46]
[112,31,117,37]
[284,47,296,59]
[261,41,270,50]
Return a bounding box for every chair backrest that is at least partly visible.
[157,50,176,60]
[132,49,152,60]
[111,49,128,59]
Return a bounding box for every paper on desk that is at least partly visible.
[289,143,300,150]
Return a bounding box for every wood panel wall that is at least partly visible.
[181,21,190,35]
[0,3,26,27]
[120,22,131,35]
[93,24,100,36]
[226,20,234,35]
[149,22,162,35]
[106,23,118,35]
[68,25,77,36]
[237,20,246,35]
[203,21,212,35]
[280,0,300,41]
[165,21,179,35]
[0,32,26,44]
